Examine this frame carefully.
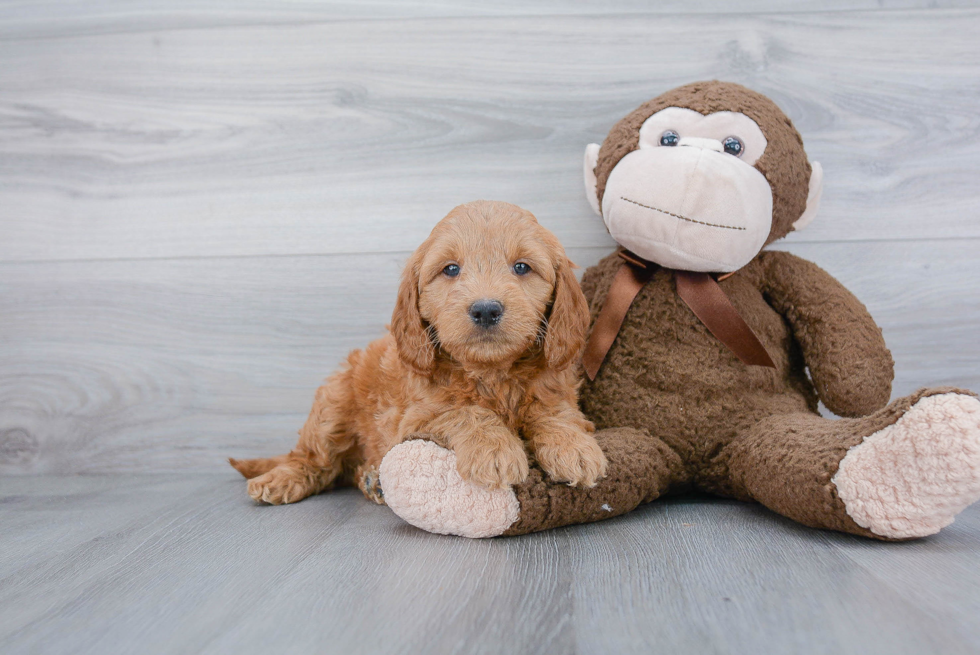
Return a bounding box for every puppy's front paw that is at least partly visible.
[535,430,608,488]
[455,432,530,490]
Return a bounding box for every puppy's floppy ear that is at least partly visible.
[544,255,590,372]
[391,250,436,375]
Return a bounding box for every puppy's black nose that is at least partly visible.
[469,299,504,328]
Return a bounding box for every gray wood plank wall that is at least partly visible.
[2,1,979,475]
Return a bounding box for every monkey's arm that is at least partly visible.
[758,250,894,417]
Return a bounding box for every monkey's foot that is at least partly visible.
[834,393,980,539]
[379,440,520,538]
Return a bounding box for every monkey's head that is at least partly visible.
[584,81,823,273]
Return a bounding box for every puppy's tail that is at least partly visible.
[228,454,289,479]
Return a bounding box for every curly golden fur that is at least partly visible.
[230,201,607,505]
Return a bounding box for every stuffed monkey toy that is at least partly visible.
[379,81,980,540]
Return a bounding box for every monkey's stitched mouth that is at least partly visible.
[620,197,745,231]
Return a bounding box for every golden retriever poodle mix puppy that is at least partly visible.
[230,200,607,505]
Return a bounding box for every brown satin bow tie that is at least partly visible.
[582,251,775,381]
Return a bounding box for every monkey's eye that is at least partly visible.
[723,136,744,157]
[659,130,680,147]
[513,262,531,276]
[443,264,460,277]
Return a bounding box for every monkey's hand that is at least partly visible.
[759,250,894,417]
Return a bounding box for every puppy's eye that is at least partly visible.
[723,136,744,157]
[513,262,531,276]
[442,264,460,277]
[660,130,679,147]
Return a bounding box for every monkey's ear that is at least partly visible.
[583,143,602,217]
[792,161,823,232]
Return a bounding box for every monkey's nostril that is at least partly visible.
[469,300,504,328]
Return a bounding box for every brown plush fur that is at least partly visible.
[230,200,606,505]
[493,244,921,538]
[379,83,977,542]
[502,83,933,539]
[552,249,900,538]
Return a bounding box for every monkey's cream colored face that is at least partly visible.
[588,107,774,273]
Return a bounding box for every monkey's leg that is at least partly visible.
[723,388,980,540]
[378,428,685,538]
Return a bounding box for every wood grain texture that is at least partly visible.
[1,2,979,475]
[2,240,978,474]
[2,3,979,653]
[3,0,980,41]
[1,9,980,264]
[1,475,978,655]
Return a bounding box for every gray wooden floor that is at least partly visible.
[2,476,979,655]
[2,1,980,653]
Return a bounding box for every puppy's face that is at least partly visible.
[392,201,589,372]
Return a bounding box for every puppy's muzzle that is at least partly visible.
[469,299,504,329]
